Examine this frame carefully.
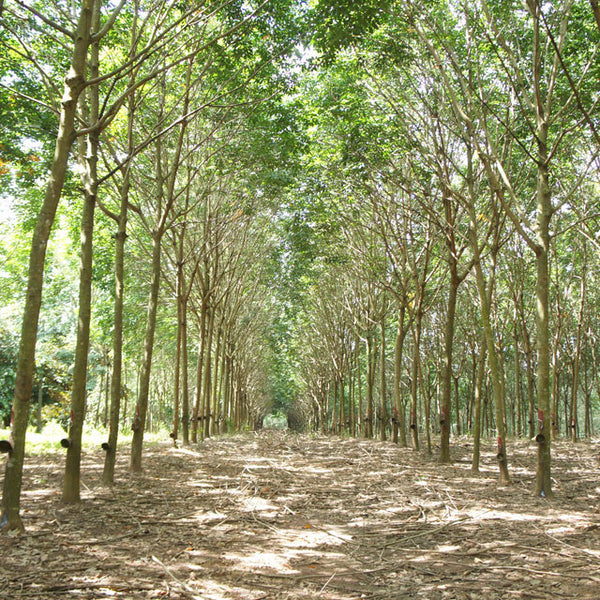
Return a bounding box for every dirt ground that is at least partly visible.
[1,432,600,600]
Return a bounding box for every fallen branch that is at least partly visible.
[382,516,471,548]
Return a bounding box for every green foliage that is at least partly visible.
[311,0,394,62]
[0,329,17,425]
[0,328,71,427]
[2,0,599,444]
[0,5,65,197]
[263,411,288,429]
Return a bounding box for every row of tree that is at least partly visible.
[1,0,599,532]
[0,0,303,531]
[286,0,600,496]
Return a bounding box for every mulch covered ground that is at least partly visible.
[1,431,599,599]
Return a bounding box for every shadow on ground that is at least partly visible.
[1,432,600,599]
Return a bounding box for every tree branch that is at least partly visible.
[91,0,127,42]
[14,0,74,38]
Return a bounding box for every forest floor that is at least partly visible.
[1,432,600,600]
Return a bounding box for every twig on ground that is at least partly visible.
[151,555,205,600]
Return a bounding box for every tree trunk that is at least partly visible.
[471,334,487,473]
[63,0,101,503]
[379,318,388,442]
[468,220,510,484]
[173,290,182,445]
[393,306,408,446]
[513,318,522,437]
[62,165,96,502]
[570,258,586,442]
[365,330,375,439]
[192,303,207,442]
[102,350,110,428]
[180,295,190,444]
[211,328,221,436]
[356,342,363,435]
[410,315,422,451]
[534,130,553,497]
[130,233,162,472]
[453,375,461,436]
[439,267,458,463]
[102,154,130,485]
[1,1,94,530]
[203,307,215,439]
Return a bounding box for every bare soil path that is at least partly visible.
[1,432,600,599]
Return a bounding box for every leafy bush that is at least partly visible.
[0,329,17,425]
[0,328,71,427]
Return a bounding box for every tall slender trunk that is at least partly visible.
[211,328,221,435]
[410,315,422,450]
[550,316,561,440]
[222,349,231,433]
[192,303,207,442]
[514,318,522,437]
[468,219,510,484]
[533,97,553,495]
[331,378,338,434]
[130,54,191,463]
[356,342,363,435]
[393,306,407,446]
[62,165,96,502]
[379,318,388,442]
[130,233,162,472]
[453,375,461,436]
[180,295,190,444]
[63,0,101,503]
[439,267,458,463]
[584,347,591,437]
[523,334,536,439]
[471,334,487,473]
[570,257,586,442]
[101,0,138,484]
[1,2,95,530]
[102,178,128,484]
[203,308,215,438]
[102,351,110,428]
[173,278,182,445]
[365,330,375,438]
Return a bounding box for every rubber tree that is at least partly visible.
[130,62,192,471]
[411,0,591,497]
[1,0,97,532]
[464,147,511,484]
[62,0,102,503]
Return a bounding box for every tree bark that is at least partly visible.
[468,214,510,484]
[439,266,458,463]
[63,0,101,504]
[180,294,190,444]
[409,315,422,451]
[534,127,553,497]
[203,307,215,439]
[130,233,162,472]
[365,329,375,439]
[379,318,388,441]
[62,165,96,502]
[102,186,128,484]
[570,256,586,442]
[471,334,487,473]
[192,302,207,442]
[392,306,408,446]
